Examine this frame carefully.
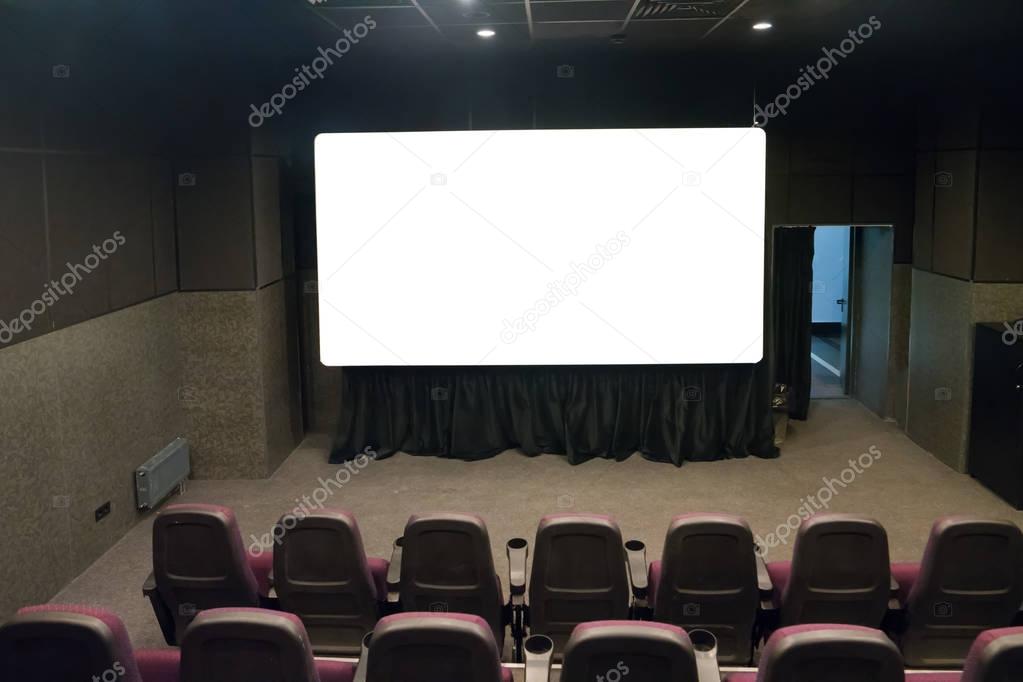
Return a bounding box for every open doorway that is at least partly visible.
[810,226,850,398]
[773,224,896,421]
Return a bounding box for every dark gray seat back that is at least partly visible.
[274,509,380,656]
[528,514,630,657]
[399,513,504,647]
[654,513,759,664]
[781,515,891,628]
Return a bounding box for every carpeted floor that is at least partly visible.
[52,398,1023,655]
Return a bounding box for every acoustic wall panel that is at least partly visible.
[932,150,976,279]
[975,150,1023,282]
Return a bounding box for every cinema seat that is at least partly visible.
[560,621,699,682]
[527,514,632,658]
[647,514,761,664]
[391,513,505,648]
[147,503,273,644]
[723,624,905,682]
[180,608,353,682]
[364,613,513,682]
[889,517,1023,668]
[274,509,388,656]
[766,514,892,629]
[0,604,179,682]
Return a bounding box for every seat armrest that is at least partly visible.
[523,635,553,682]
[353,632,372,682]
[690,630,721,682]
[507,538,529,605]
[755,551,774,602]
[625,540,648,602]
[386,538,403,603]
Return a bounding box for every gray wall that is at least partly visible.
[0,31,302,620]
[905,90,1023,471]
[0,296,184,620]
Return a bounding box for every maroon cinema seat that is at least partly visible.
[766,514,891,629]
[528,514,631,658]
[724,624,904,682]
[647,513,760,664]
[0,604,179,682]
[890,517,1023,668]
[365,613,513,682]
[274,508,388,656]
[560,620,699,682]
[180,608,353,682]
[151,503,273,643]
[398,513,506,648]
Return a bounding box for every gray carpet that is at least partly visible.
[52,398,1023,654]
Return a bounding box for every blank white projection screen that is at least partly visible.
[315,127,765,366]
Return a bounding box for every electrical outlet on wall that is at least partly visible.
[95,501,111,522]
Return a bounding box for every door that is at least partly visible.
[850,226,894,416]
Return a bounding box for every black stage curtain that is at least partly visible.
[772,226,815,420]
[330,363,779,465]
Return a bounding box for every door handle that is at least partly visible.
[835,298,846,312]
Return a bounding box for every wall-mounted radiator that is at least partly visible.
[136,437,190,510]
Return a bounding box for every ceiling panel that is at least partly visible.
[531,1,632,24]
[318,6,430,29]
[417,0,528,26]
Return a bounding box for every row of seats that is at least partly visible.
[4,604,1023,682]
[143,504,1023,668]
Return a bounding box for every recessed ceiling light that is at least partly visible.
[477,28,496,38]
[752,22,772,31]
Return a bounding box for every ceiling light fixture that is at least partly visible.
[477,28,496,38]
[752,22,772,31]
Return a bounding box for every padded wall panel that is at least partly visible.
[175,291,267,478]
[913,152,936,270]
[906,269,974,471]
[788,174,852,225]
[54,296,185,573]
[853,134,915,175]
[931,150,976,279]
[0,153,50,346]
[789,134,852,175]
[0,334,72,621]
[175,156,256,290]
[765,173,789,227]
[151,158,178,294]
[45,155,115,328]
[975,150,1023,282]
[253,156,283,288]
[106,157,156,310]
[766,133,789,176]
[0,59,42,148]
[853,174,915,262]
